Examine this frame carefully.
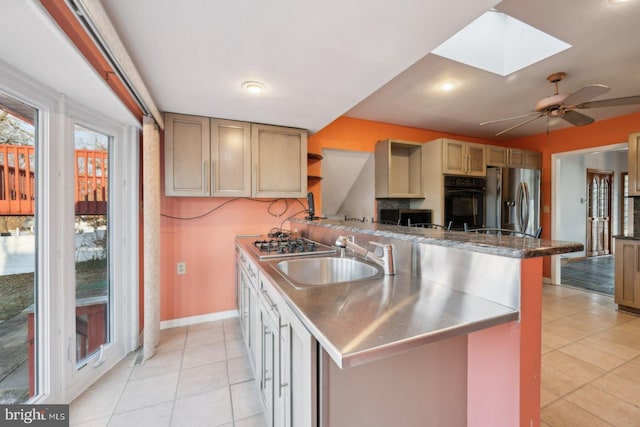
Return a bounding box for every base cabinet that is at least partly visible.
[236,246,317,427]
[615,238,640,310]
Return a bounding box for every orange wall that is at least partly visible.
[505,112,640,276]
[159,142,309,321]
[307,116,496,214]
[159,113,640,321]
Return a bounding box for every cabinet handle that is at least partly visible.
[279,323,289,397]
[262,325,272,389]
[254,164,259,196]
[202,161,207,194]
[210,161,214,194]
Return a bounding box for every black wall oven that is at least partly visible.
[444,176,485,230]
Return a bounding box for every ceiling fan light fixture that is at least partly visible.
[241,81,266,94]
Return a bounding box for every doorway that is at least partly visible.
[550,143,627,289]
[586,169,613,257]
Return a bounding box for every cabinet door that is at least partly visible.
[524,151,541,170]
[260,306,276,426]
[628,133,640,196]
[252,124,307,198]
[615,239,640,309]
[486,145,507,167]
[442,139,466,175]
[508,149,525,168]
[164,113,210,196]
[248,284,261,373]
[211,119,251,196]
[286,309,317,427]
[466,142,487,176]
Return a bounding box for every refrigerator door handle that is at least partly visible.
[517,182,530,233]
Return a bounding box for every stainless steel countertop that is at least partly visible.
[238,238,519,369]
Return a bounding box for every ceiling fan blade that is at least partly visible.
[562,110,594,126]
[495,114,545,136]
[577,95,640,109]
[480,111,539,126]
[561,84,610,107]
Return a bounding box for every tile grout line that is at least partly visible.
[541,285,640,425]
[168,327,189,426]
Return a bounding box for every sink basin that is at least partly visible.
[275,257,382,287]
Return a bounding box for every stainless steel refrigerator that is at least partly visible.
[485,166,541,235]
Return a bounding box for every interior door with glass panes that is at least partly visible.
[587,169,613,257]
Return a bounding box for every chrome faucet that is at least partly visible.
[335,236,395,275]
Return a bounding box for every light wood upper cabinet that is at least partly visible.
[164,113,210,197]
[486,145,507,167]
[251,123,307,198]
[628,132,640,196]
[375,139,423,198]
[507,148,541,170]
[211,119,251,197]
[442,139,486,176]
[165,113,307,198]
[486,146,541,170]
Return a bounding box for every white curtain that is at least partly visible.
[142,116,160,361]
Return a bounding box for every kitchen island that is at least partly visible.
[236,220,582,426]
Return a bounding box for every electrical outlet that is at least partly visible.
[177,262,186,275]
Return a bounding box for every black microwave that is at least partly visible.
[379,209,432,226]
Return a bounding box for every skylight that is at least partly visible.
[431,10,571,76]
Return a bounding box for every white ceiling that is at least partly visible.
[2,0,639,142]
[347,0,640,140]
[98,0,499,133]
[98,0,640,140]
[0,1,139,126]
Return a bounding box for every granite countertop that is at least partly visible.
[293,219,583,259]
[613,234,640,241]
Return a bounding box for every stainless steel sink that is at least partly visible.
[275,256,382,287]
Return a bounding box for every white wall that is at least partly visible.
[322,149,375,220]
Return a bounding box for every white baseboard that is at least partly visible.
[543,276,552,284]
[160,309,239,330]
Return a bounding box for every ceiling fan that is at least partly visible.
[480,72,640,136]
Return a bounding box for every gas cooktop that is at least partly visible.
[250,232,335,259]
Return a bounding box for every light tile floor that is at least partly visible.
[69,318,266,427]
[540,284,640,426]
[70,285,640,427]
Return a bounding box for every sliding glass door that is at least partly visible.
[74,125,110,368]
[0,64,140,403]
[0,92,38,403]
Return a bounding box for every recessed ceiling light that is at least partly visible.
[609,0,631,4]
[439,81,458,91]
[241,81,266,94]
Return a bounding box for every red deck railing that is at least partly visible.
[0,144,108,216]
[75,149,108,215]
[0,144,35,215]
